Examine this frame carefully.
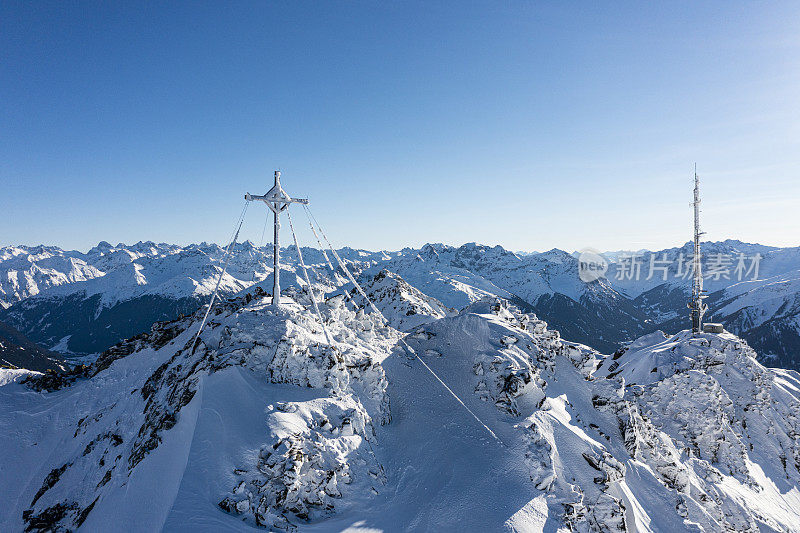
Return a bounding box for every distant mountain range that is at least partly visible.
[1,239,798,370]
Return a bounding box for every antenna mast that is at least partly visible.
[245,171,308,306]
[689,164,707,333]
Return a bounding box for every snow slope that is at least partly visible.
[1,286,799,532]
[352,269,455,332]
[0,289,394,532]
[595,329,800,530]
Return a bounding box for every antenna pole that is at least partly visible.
[689,164,707,334]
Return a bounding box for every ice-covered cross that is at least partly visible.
[245,171,308,306]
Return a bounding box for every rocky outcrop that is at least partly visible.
[8,289,395,532]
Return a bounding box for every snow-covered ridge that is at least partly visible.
[352,269,455,331]
[0,288,397,531]
[2,282,799,531]
[593,329,800,530]
[396,301,800,531]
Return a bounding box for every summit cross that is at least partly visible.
[245,171,308,306]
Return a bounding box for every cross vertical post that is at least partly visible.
[273,197,280,305]
[245,171,309,306]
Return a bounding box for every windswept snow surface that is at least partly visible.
[1,285,799,532]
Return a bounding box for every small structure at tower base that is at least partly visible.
[703,323,724,333]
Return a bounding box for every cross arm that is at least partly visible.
[245,193,308,205]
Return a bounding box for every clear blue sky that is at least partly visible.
[2,1,799,253]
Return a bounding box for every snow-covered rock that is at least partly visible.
[0,289,394,532]
[1,286,799,531]
[595,329,800,531]
[387,303,800,531]
[353,269,454,331]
